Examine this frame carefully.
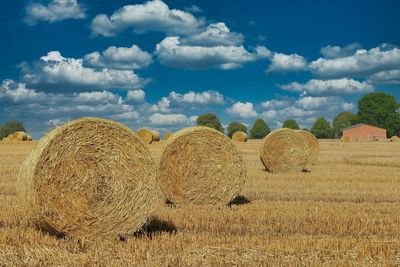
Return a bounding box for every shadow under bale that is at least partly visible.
[228,195,251,206]
[133,217,177,239]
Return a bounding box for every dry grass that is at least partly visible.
[1,139,400,265]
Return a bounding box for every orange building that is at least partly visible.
[342,123,387,141]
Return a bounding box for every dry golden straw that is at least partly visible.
[163,132,174,141]
[26,135,33,141]
[159,126,246,205]
[260,128,309,173]
[341,136,350,142]
[296,130,319,165]
[390,136,399,142]
[10,131,27,141]
[137,128,160,144]
[17,117,159,238]
[232,131,247,142]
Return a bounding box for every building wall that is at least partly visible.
[342,125,387,140]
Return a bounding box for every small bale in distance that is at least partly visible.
[164,132,174,141]
[10,131,27,141]
[27,135,33,141]
[232,131,247,142]
[391,136,400,142]
[341,136,350,142]
[296,130,319,166]
[159,126,246,206]
[17,117,159,238]
[260,128,309,173]
[137,128,160,144]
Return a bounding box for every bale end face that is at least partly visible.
[159,126,246,206]
[137,128,160,144]
[232,131,247,142]
[17,117,160,238]
[260,128,309,173]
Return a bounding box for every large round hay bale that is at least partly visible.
[137,128,160,144]
[390,136,399,142]
[260,128,308,173]
[232,131,247,142]
[296,130,319,165]
[27,135,33,141]
[17,117,159,238]
[11,131,27,141]
[159,126,246,206]
[163,132,174,141]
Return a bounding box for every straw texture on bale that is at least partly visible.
[232,131,247,142]
[295,130,319,165]
[137,128,160,144]
[390,136,399,142]
[10,131,27,141]
[159,126,246,206]
[260,128,309,173]
[17,117,159,238]
[163,132,174,141]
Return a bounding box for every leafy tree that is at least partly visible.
[227,122,247,138]
[282,119,299,129]
[196,113,224,133]
[0,120,26,139]
[332,112,358,138]
[311,117,333,139]
[357,92,400,137]
[250,118,270,139]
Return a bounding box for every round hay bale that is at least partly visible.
[137,128,160,144]
[11,131,27,141]
[295,130,319,165]
[232,131,247,142]
[159,126,246,205]
[17,117,159,238]
[260,128,309,173]
[341,136,350,142]
[390,136,399,142]
[27,135,33,141]
[163,132,174,141]
[151,130,160,142]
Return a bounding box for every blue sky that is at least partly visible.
[1,0,400,138]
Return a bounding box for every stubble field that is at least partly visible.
[0,140,400,266]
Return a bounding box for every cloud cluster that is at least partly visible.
[226,102,258,118]
[268,53,307,72]
[22,51,147,91]
[90,0,203,37]
[25,0,86,25]
[84,45,152,70]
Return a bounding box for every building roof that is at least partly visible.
[342,123,386,131]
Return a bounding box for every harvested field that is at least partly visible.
[1,140,400,265]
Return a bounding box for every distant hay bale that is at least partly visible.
[10,131,27,141]
[391,136,400,142]
[164,132,174,141]
[341,136,350,142]
[260,128,308,173]
[232,131,247,142]
[159,126,246,205]
[137,128,160,144]
[27,135,33,141]
[296,130,319,165]
[17,117,159,238]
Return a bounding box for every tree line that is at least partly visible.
[197,92,400,139]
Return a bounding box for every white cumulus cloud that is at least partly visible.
[25,0,86,25]
[268,52,307,72]
[84,45,152,70]
[90,0,203,37]
[226,102,258,118]
[149,113,193,125]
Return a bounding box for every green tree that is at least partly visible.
[357,92,400,137]
[196,113,224,133]
[332,112,358,138]
[311,117,333,139]
[250,118,270,139]
[227,122,247,138]
[0,120,26,139]
[282,119,299,129]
